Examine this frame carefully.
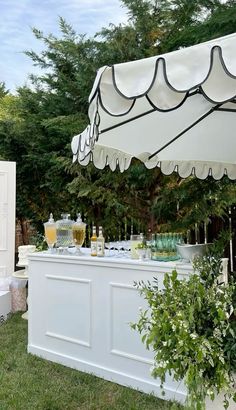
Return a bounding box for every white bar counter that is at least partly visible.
[28,251,193,403]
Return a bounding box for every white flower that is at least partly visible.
[213,328,221,338]
[160,360,169,368]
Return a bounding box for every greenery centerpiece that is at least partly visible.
[132,237,236,409]
[135,240,151,260]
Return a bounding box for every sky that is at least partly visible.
[0,0,128,93]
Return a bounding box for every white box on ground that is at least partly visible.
[0,290,11,323]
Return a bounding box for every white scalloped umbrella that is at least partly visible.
[72,32,236,180]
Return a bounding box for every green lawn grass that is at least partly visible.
[0,314,184,410]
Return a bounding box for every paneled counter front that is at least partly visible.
[28,251,193,403]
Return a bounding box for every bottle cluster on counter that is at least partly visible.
[43,213,188,262]
[43,213,106,257]
[90,225,105,257]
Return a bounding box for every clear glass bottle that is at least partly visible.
[56,213,73,248]
[90,226,97,256]
[44,213,57,252]
[97,226,105,257]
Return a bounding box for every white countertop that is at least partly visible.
[28,248,192,275]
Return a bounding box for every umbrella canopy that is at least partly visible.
[71,32,236,180]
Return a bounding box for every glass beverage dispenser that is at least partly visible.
[44,213,57,252]
[72,213,86,254]
[56,213,74,249]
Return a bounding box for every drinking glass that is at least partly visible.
[130,235,142,259]
[136,247,147,261]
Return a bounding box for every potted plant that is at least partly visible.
[132,237,236,409]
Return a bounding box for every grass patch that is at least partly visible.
[0,314,184,410]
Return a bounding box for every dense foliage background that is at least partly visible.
[1,0,236,246]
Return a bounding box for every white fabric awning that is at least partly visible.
[71,32,236,179]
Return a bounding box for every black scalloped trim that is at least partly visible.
[199,84,236,105]
[211,45,236,80]
[78,148,234,179]
[89,66,109,104]
[146,91,189,113]
[111,58,160,99]
[89,43,236,117]
[91,47,236,119]
[157,162,230,180]
[111,45,236,99]
[98,88,136,117]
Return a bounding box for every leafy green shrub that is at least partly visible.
[132,246,236,409]
[29,231,47,251]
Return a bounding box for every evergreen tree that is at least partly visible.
[1,1,236,241]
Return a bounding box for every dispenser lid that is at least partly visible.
[74,213,86,227]
[61,213,71,220]
[76,213,82,223]
[44,212,55,225]
[49,213,54,222]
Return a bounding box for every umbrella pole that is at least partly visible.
[195,223,199,244]
[228,207,233,272]
[204,221,208,244]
